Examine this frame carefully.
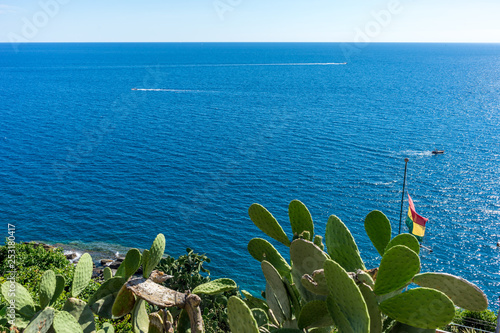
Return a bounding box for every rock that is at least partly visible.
[66,252,77,260]
[100,259,113,265]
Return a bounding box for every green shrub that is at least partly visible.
[452,309,497,332]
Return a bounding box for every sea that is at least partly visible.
[0,43,499,310]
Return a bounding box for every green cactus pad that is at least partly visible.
[262,260,291,320]
[272,329,305,333]
[228,296,260,333]
[39,270,57,309]
[365,210,392,257]
[52,274,66,305]
[251,308,269,327]
[88,277,126,307]
[266,283,285,324]
[192,278,237,295]
[62,298,96,333]
[324,259,370,333]
[143,234,165,278]
[241,290,269,313]
[247,238,291,277]
[112,285,136,318]
[148,312,163,333]
[115,248,142,280]
[24,307,55,333]
[249,203,291,246]
[379,288,455,329]
[72,253,93,298]
[313,235,324,250]
[297,300,334,329]
[103,267,113,281]
[325,215,365,272]
[97,323,115,333]
[90,293,116,319]
[53,310,84,333]
[1,281,35,318]
[288,199,314,240]
[326,295,354,333]
[301,269,329,296]
[374,245,420,295]
[358,283,382,333]
[290,239,329,276]
[356,270,374,288]
[412,272,488,311]
[385,234,420,255]
[132,299,149,333]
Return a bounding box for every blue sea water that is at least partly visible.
[0,43,499,310]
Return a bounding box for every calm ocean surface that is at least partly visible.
[0,43,499,309]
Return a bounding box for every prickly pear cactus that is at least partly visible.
[39,269,57,309]
[365,210,392,257]
[115,248,142,280]
[313,235,324,250]
[143,234,166,278]
[262,260,291,320]
[132,299,149,333]
[148,312,164,333]
[228,296,260,333]
[247,238,291,277]
[53,274,66,304]
[379,288,455,329]
[103,267,113,281]
[249,203,291,246]
[62,298,96,333]
[301,269,328,296]
[325,215,365,272]
[374,245,420,295]
[385,233,420,255]
[24,307,55,333]
[53,310,84,333]
[89,276,126,319]
[72,253,93,298]
[97,322,115,333]
[324,259,370,333]
[297,300,333,330]
[412,272,488,311]
[1,281,35,319]
[288,199,314,240]
[358,283,382,333]
[192,278,237,295]
[112,285,136,319]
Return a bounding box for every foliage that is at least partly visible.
[447,309,498,332]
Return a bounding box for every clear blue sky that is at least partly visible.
[1,0,499,43]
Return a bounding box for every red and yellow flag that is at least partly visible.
[405,193,428,242]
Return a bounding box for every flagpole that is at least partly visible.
[399,158,409,235]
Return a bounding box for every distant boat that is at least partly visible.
[432,150,444,155]
[132,88,138,91]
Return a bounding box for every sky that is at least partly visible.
[0,0,499,43]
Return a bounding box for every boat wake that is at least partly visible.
[158,62,347,68]
[131,88,218,93]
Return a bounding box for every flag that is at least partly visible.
[405,193,428,242]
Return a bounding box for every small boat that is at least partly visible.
[131,88,138,91]
[432,150,444,155]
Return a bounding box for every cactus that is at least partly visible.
[148,312,164,333]
[62,298,96,333]
[24,307,55,333]
[262,260,292,321]
[390,322,436,333]
[192,278,237,295]
[115,248,142,280]
[143,234,166,278]
[241,290,269,312]
[412,272,488,311]
[247,238,291,278]
[53,310,84,333]
[373,245,420,295]
[313,235,324,250]
[112,285,136,319]
[385,233,420,255]
[89,277,126,319]
[39,269,57,309]
[72,253,93,298]
[97,323,115,333]
[365,210,392,257]
[358,283,382,333]
[248,203,291,246]
[356,270,374,289]
[251,308,269,328]
[301,269,328,296]
[103,267,113,281]
[227,296,260,333]
[324,259,370,333]
[1,281,35,319]
[53,274,66,304]
[297,300,333,330]
[288,199,314,240]
[325,215,365,272]
[379,288,455,329]
[132,299,149,333]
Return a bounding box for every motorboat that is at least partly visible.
[432,150,444,155]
